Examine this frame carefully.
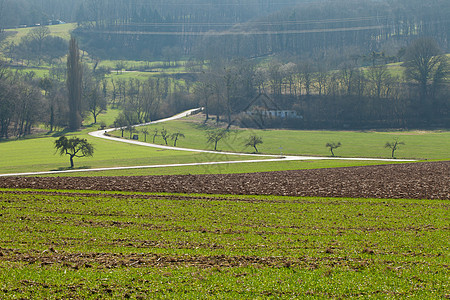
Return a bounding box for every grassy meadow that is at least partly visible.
[3,23,77,44]
[1,107,448,176]
[113,114,450,160]
[0,189,448,299]
[0,132,257,174]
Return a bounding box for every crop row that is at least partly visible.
[0,190,448,298]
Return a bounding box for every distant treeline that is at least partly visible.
[0,0,302,31]
[0,0,78,29]
[71,0,449,60]
[194,39,449,130]
[1,0,448,61]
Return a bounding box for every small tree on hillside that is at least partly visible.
[54,136,94,168]
[152,128,159,143]
[141,128,149,142]
[160,128,170,145]
[86,85,107,124]
[125,125,136,139]
[206,129,229,151]
[326,142,341,157]
[245,135,263,152]
[171,131,185,147]
[114,113,128,138]
[385,138,405,158]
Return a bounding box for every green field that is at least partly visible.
[0,133,259,174]
[3,23,77,44]
[0,189,448,299]
[1,108,448,176]
[114,114,450,160]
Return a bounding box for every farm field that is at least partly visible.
[3,23,77,44]
[0,178,448,298]
[1,107,448,176]
[113,114,450,160]
[37,159,403,177]
[2,162,448,200]
[0,134,256,175]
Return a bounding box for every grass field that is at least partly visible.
[0,189,448,299]
[0,133,258,174]
[4,23,76,44]
[113,114,450,160]
[0,110,262,174]
[1,107,448,176]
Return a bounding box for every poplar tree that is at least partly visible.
[67,37,82,130]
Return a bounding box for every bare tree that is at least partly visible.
[141,128,149,142]
[404,37,448,100]
[326,142,342,157]
[160,128,170,145]
[115,61,126,74]
[194,80,214,123]
[385,138,405,158]
[152,128,159,143]
[245,135,263,153]
[206,129,229,151]
[366,65,391,99]
[114,113,128,137]
[171,132,185,147]
[298,61,315,96]
[28,26,50,64]
[67,37,82,130]
[314,63,329,96]
[125,124,136,139]
[86,84,107,124]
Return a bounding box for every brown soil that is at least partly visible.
[0,161,448,199]
[1,249,380,270]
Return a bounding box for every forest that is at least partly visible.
[0,0,448,139]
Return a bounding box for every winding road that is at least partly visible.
[0,108,415,177]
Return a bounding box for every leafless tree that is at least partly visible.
[244,135,263,153]
[171,132,185,146]
[67,37,83,130]
[160,128,170,145]
[385,138,405,158]
[326,142,341,157]
[404,37,448,100]
[206,129,229,151]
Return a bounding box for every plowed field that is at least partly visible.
[1,162,449,298]
[1,161,448,199]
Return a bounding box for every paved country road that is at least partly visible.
[0,108,414,177]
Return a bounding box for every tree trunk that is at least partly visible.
[70,155,74,168]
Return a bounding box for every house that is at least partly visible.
[246,108,302,119]
[243,93,302,119]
